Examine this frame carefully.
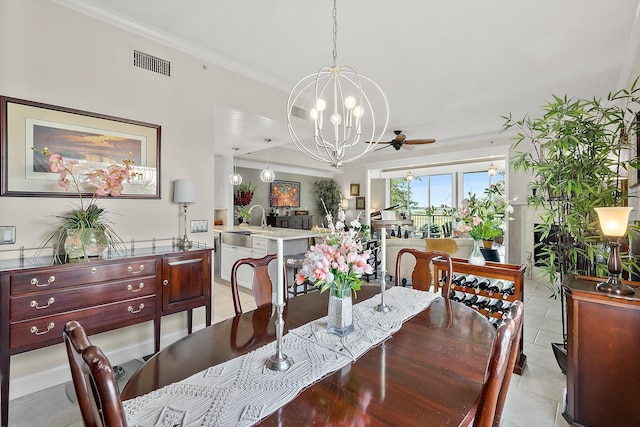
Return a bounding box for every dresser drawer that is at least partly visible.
[10,277,157,321]
[9,295,156,352]
[9,258,157,295]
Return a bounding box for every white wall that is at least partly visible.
[0,0,288,399]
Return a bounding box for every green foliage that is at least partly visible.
[314,179,343,221]
[390,177,421,212]
[502,77,640,291]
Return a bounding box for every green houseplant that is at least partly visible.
[502,77,640,371]
[314,179,343,222]
[35,148,133,261]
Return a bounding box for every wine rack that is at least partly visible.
[432,257,527,374]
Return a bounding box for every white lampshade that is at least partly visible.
[173,179,196,204]
[595,207,633,237]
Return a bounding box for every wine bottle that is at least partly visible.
[450,291,466,302]
[465,275,479,288]
[487,280,503,293]
[452,274,467,287]
[486,299,504,313]
[475,296,490,309]
[499,301,513,317]
[476,278,491,290]
[463,294,478,307]
[501,281,515,296]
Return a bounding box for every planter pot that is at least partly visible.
[327,287,354,336]
[483,239,494,249]
[468,239,486,266]
[64,228,107,259]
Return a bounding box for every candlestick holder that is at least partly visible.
[265,302,294,371]
[375,270,392,313]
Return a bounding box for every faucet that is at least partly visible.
[248,204,267,229]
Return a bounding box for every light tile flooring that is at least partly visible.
[8,276,568,426]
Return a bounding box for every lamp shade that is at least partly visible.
[595,207,633,237]
[173,179,196,203]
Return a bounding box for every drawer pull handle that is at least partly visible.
[31,276,55,287]
[128,303,145,314]
[30,297,55,309]
[30,322,55,335]
[91,267,97,274]
[163,279,169,286]
[127,283,145,293]
[128,265,145,274]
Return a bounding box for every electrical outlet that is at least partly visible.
[190,220,208,233]
[0,226,16,244]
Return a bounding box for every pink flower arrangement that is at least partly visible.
[293,208,372,297]
[44,148,133,211]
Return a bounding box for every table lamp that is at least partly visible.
[594,206,634,295]
[173,179,196,250]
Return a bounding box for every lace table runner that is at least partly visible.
[124,287,440,427]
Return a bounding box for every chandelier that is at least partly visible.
[286,0,389,168]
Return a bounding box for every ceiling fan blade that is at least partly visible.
[375,143,393,151]
[402,144,416,151]
[405,138,436,144]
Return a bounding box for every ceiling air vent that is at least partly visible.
[290,105,309,121]
[132,49,171,76]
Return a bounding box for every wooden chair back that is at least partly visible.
[471,300,524,427]
[231,253,288,315]
[63,320,127,427]
[394,248,453,297]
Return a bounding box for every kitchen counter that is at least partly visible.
[214,225,322,241]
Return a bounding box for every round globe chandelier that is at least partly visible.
[286,0,389,168]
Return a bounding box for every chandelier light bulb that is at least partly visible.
[344,96,356,109]
[316,99,326,111]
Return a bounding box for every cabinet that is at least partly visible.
[0,247,212,427]
[220,243,254,287]
[562,275,640,426]
[162,249,212,334]
[432,257,527,374]
[266,215,312,230]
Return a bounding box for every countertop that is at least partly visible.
[214,225,322,241]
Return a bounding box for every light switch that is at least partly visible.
[0,226,16,244]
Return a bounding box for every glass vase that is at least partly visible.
[64,228,107,259]
[468,239,486,266]
[327,287,355,336]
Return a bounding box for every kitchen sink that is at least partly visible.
[222,231,254,247]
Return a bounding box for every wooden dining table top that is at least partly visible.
[121,286,496,426]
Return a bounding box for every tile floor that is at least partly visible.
[8,276,569,426]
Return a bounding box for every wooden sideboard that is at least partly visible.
[266,214,312,230]
[562,275,640,426]
[0,247,212,427]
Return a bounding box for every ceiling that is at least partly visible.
[55,0,640,172]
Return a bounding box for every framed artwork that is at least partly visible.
[350,183,360,196]
[0,96,161,198]
[355,196,366,210]
[270,180,300,207]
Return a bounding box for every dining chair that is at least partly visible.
[394,248,453,297]
[465,300,524,427]
[63,320,127,427]
[231,253,288,315]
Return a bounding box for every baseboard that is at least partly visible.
[9,328,187,401]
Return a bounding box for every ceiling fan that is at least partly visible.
[368,130,436,151]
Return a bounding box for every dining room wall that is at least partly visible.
[0,0,289,399]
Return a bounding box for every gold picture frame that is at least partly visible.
[350,183,360,196]
[355,196,365,210]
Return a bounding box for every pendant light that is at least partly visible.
[260,138,275,183]
[229,147,242,185]
[286,0,389,168]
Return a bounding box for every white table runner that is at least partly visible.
[124,287,440,427]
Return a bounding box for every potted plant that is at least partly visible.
[35,148,133,261]
[236,206,252,227]
[314,179,343,221]
[502,77,640,372]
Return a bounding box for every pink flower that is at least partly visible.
[473,216,482,226]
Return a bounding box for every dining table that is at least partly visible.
[121,286,497,426]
